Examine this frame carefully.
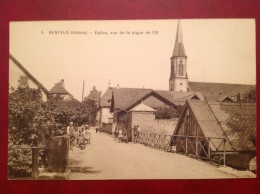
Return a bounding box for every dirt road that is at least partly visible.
[68,129,253,180]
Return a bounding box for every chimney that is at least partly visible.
[117,84,120,89]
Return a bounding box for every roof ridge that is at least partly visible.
[189,81,255,86]
[9,54,49,95]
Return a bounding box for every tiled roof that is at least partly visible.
[155,90,204,105]
[49,80,72,96]
[100,87,203,111]
[186,100,233,151]
[178,100,256,152]
[112,88,152,110]
[208,102,256,151]
[188,81,254,101]
[85,86,101,102]
[100,87,113,107]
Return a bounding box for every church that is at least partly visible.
[169,20,254,101]
[98,20,255,135]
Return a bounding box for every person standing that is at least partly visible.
[118,128,123,142]
[67,121,76,150]
[136,125,141,143]
[132,125,137,143]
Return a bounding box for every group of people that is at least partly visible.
[114,128,128,143]
[114,125,141,143]
[67,122,92,150]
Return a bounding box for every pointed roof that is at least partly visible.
[172,20,187,57]
[85,86,101,102]
[174,100,256,152]
[49,79,72,97]
[130,102,156,112]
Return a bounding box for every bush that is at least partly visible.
[8,87,99,177]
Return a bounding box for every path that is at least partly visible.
[68,128,254,180]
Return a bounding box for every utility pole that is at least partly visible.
[82,80,85,102]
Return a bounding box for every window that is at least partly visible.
[179,61,184,76]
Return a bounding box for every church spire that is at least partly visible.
[169,20,188,92]
[172,20,186,57]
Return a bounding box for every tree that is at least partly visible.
[9,87,43,145]
[8,87,43,177]
[242,87,256,102]
[8,87,99,177]
[155,105,183,119]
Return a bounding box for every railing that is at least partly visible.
[8,146,47,179]
[136,133,227,166]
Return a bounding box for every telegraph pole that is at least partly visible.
[82,80,85,102]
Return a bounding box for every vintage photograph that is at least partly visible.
[8,19,256,180]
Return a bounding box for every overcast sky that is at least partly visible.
[10,19,256,101]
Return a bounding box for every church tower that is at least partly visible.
[169,20,188,92]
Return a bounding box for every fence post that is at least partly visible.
[223,139,226,167]
[31,147,39,180]
[185,137,188,155]
[195,137,198,157]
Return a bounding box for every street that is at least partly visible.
[68,128,254,180]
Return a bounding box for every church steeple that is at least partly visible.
[169,20,188,92]
[172,20,186,57]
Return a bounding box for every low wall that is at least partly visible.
[133,119,178,135]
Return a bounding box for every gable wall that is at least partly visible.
[175,107,205,137]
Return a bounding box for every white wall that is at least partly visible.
[101,107,113,123]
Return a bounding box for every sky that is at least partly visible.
[10,19,256,101]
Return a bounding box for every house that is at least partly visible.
[84,86,101,107]
[9,54,49,101]
[99,86,203,136]
[49,79,73,101]
[188,82,254,102]
[173,100,256,170]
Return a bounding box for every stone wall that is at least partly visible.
[130,112,177,135]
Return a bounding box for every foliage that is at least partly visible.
[8,87,43,177]
[118,112,129,123]
[34,98,98,129]
[8,87,98,177]
[155,106,183,119]
[9,87,43,145]
[242,87,256,102]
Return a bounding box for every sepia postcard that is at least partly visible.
[8,19,256,180]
